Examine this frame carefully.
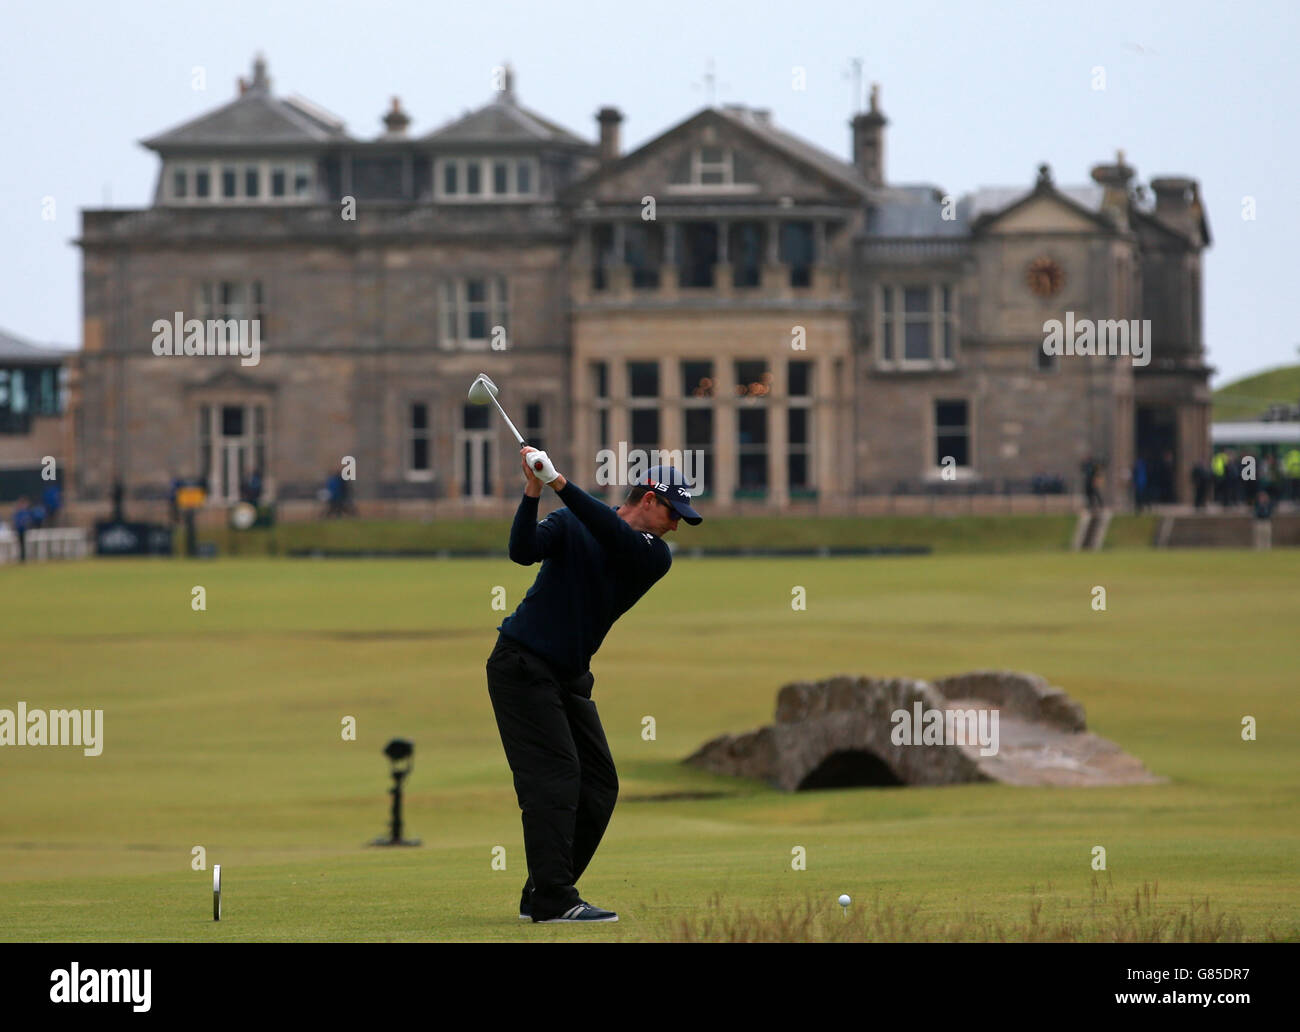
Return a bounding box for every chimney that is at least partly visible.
[597,107,623,163]
[382,97,410,138]
[237,76,249,96]
[1090,148,1135,226]
[1149,176,1204,242]
[500,62,516,102]
[850,83,887,187]
[250,53,270,93]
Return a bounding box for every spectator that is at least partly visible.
[12,496,35,562]
[323,472,355,518]
[1132,457,1149,511]
[1283,447,1300,503]
[1225,450,1243,507]
[1191,462,1211,510]
[1211,450,1227,505]
[242,469,264,507]
[1253,490,1273,550]
[41,482,62,528]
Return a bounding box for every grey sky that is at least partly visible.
[2,0,1296,386]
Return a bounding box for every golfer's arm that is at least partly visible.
[555,480,643,556]
[508,492,563,564]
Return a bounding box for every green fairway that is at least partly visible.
[1,550,1297,941]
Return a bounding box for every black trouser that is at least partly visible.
[486,633,618,919]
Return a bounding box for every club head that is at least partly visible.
[467,374,499,405]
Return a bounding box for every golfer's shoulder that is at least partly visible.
[642,533,672,573]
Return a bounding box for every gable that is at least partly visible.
[573,112,863,205]
[982,194,1105,235]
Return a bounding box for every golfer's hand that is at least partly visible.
[521,447,565,492]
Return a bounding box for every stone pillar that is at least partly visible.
[770,358,789,510]
[610,358,629,484]
[662,358,683,467]
[714,355,736,510]
[815,356,836,505]
[660,221,679,297]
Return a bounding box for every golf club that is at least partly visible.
[467,374,525,445]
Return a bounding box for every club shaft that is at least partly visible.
[488,394,525,445]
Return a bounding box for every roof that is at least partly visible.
[1212,422,1300,445]
[142,58,350,150]
[866,182,1107,238]
[714,105,869,197]
[0,327,72,364]
[423,89,588,147]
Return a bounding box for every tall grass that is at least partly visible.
[658,876,1291,943]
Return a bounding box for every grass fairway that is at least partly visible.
[1,550,1297,941]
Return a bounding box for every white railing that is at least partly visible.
[23,528,91,561]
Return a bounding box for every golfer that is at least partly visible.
[486,445,702,922]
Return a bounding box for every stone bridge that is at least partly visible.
[684,671,1163,790]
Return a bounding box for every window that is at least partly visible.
[737,409,768,491]
[934,400,970,468]
[197,280,267,324]
[624,223,662,289]
[734,359,771,398]
[682,360,714,399]
[684,407,713,496]
[440,277,508,349]
[172,167,188,200]
[904,287,931,361]
[779,222,814,288]
[942,287,954,362]
[788,408,810,491]
[437,157,539,200]
[271,168,286,197]
[697,146,730,185]
[788,360,811,397]
[730,222,763,288]
[877,284,958,369]
[628,361,659,398]
[628,361,659,454]
[293,163,312,198]
[244,166,260,198]
[408,402,431,476]
[222,167,237,199]
[592,363,610,460]
[630,408,659,450]
[523,402,545,454]
[195,168,210,198]
[679,222,718,288]
[881,287,894,362]
[788,359,813,493]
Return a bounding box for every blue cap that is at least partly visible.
[642,466,703,525]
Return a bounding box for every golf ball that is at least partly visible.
[838,893,851,907]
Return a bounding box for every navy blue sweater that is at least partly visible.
[497,480,672,677]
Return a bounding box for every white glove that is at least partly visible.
[525,449,560,485]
